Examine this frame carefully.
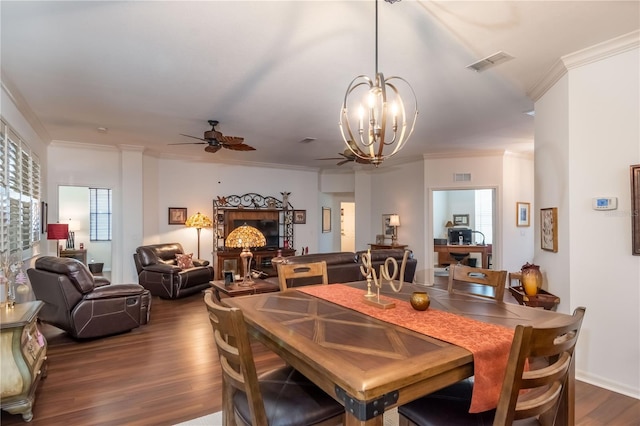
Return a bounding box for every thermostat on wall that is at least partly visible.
[592,197,617,210]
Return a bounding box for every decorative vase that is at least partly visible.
[410,291,430,311]
[521,263,542,296]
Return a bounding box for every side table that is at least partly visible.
[1,301,48,422]
[210,279,280,303]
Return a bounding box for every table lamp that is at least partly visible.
[225,224,266,286]
[389,214,400,244]
[47,223,69,257]
[185,212,212,259]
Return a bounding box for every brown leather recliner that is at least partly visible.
[133,243,214,299]
[27,256,151,339]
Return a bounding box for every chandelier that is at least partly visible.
[339,0,418,167]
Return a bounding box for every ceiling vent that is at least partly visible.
[466,51,514,72]
[454,173,471,182]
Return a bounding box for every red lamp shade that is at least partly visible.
[47,223,69,240]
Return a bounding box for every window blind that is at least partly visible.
[90,188,112,241]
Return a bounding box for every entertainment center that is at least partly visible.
[212,193,297,281]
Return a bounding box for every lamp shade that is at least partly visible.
[445,221,454,228]
[47,223,69,240]
[225,225,266,249]
[389,214,400,227]
[185,212,212,229]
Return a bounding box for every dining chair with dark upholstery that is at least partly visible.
[203,290,344,426]
[277,260,329,291]
[448,263,508,301]
[398,306,587,426]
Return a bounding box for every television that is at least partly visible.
[448,228,472,245]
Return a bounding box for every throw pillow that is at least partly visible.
[176,253,194,269]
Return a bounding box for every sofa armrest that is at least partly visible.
[84,284,146,300]
[94,277,111,287]
[141,263,181,274]
[193,259,210,267]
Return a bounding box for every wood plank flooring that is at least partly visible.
[2,284,638,425]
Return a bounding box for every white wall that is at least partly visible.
[535,38,639,398]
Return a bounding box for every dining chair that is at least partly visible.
[203,290,344,426]
[448,263,507,301]
[398,306,587,426]
[277,260,329,291]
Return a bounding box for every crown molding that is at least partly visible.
[528,30,639,102]
[1,73,51,143]
[423,150,507,160]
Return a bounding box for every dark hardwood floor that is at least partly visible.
[2,282,638,425]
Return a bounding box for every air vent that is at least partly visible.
[466,51,514,72]
[454,173,471,182]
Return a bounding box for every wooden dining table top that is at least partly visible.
[225,281,573,426]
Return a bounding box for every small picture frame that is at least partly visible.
[223,271,234,286]
[382,214,395,238]
[516,202,530,227]
[540,207,558,252]
[293,210,307,224]
[453,214,469,226]
[168,207,187,225]
[322,207,331,233]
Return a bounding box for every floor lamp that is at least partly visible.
[47,223,69,257]
[185,212,212,259]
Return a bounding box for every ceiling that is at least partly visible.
[2,1,638,169]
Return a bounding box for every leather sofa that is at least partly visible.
[133,242,214,299]
[28,256,151,339]
[277,248,416,286]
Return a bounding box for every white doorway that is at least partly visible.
[340,202,355,252]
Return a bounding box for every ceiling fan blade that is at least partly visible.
[204,145,222,153]
[316,157,344,160]
[179,134,208,142]
[219,135,244,145]
[225,143,256,151]
[337,159,351,166]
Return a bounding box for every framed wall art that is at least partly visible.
[322,207,331,233]
[516,202,530,227]
[453,214,469,226]
[631,164,640,255]
[382,214,395,238]
[540,207,558,252]
[293,210,307,224]
[168,207,187,225]
[41,201,48,234]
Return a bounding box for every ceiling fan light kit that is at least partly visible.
[339,0,418,167]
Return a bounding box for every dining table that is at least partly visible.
[224,281,575,426]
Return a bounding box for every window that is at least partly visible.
[0,118,41,254]
[90,188,112,241]
[474,189,493,245]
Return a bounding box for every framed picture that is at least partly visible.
[631,164,640,255]
[168,207,187,225]
[293,210,307,224]
[322,207,331,233]
[382,214,396,238]
[516,202,530,227]
[540,207,558,252]
[453,214,469,226]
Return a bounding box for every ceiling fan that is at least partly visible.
[316,140,373,166]
[169,120,255,153]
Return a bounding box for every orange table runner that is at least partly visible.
[297,284,514,413]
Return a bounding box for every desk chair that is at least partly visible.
[398,306,586,426]
[450,252,470,265]
[448,263,507,301]
[277,261,329,291]
[203,290,344,426]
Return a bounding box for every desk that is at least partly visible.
[226,282,572,426]
[434,244,492,269]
